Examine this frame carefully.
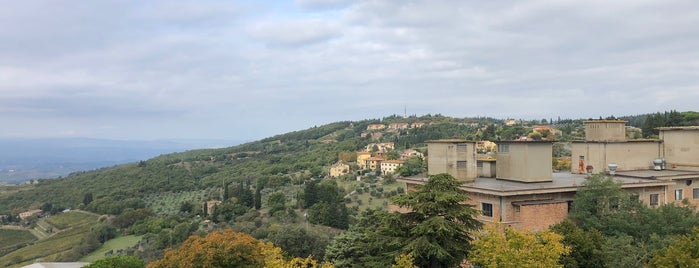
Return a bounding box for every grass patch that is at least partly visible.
[81,235,143,262]
[45,210,97,229]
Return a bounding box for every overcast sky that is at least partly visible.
[1,0,698,141]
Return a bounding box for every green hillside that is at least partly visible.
[0,115,509,215]
[1,112,696,265]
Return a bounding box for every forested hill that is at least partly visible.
[1,111,698,215]
[0,114,503,214]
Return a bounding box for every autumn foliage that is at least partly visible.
[147,229,333,268]
[469,227,570,268]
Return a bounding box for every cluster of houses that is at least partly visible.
[396,120,699,231]
[329,142,425,178]
[360,122,426,139]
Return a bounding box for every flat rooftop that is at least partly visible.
[399,172,675,196]
[615,169,699,180]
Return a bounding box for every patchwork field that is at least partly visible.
[0,228,37,256]
[0,211,99,268]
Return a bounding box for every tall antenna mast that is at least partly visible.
[404,105,407,118]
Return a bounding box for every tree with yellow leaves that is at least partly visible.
[469,227,570,268]
[147,229,333,268]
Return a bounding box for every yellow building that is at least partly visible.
[365,157,385,170]
[356,152,372,169]
[329,162,350,178]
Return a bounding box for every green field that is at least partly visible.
[45,210,98,229]
[0,228,37,256]
[81,235,143,262]
[0,211,99,268]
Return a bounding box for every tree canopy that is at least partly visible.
[388,173,482,267]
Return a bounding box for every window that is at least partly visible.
[675,189,684,201]
[567,201,574,212]
[482,203,493,217]
[457,144,468,152]
[694,188,699,199]
[497,144,509,153]
[650,194,659,206]
[457,161,468,168]
[477,162,483,168]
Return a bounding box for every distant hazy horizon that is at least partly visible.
[0,137,247,183]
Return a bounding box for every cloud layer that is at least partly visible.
[1,0,698,140]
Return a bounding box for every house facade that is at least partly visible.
[381,160,404,175]
[329,162,350,178]
[365,157,385,170]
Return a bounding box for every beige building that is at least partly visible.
[477,158,496,178]
[571,120,661,174]
[496,141,552,182]
[426,140,477,182]
[381,160,404,175]
[398,122,699,231]
[388,123,409,130]
[366,124,386,130]
[356,152,372,169]
[659,126,699,171]
[400,149,424,160]
[19,209,42,220]
[410,122,426,128]
[329,162,350,178]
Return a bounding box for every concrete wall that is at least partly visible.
[571,141,660,173]
[584,120,627,142]
[477,160,496,178]
[496,142,552,182]
[427,141,477,181]
[661,129,699,171]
